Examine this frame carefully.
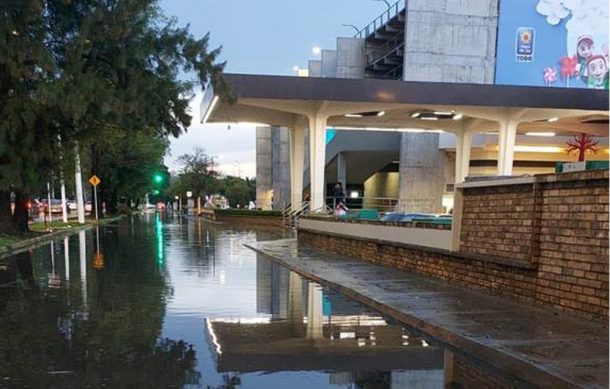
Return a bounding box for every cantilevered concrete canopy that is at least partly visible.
[201,73,609,210]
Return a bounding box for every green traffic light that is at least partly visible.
[153,174,163,184]
[152,189,160,195]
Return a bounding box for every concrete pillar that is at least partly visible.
[256,126,273,210]
[455,131,473,183]
[74,143,85,224]
[336,37,365,79]
[290,122,306,209]
[306,283,323,339]
[497,120,518,176]
[398,133,444,213]
[337,152,347,188]
[272,127,291,210]
[308,115,327,211]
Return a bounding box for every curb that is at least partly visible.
[0,216,125,259]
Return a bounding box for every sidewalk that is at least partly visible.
[247,239,608,389]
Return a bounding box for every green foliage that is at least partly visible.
[0,0,227,226]
[224,180,250,208]
[170,148,220,198]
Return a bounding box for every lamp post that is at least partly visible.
[374,0,391,9]
[341,24,360,34]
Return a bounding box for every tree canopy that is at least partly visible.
[0,0,226,232]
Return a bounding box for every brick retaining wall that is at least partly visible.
[298,170,609,320]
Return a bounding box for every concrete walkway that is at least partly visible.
[247,239,608,389]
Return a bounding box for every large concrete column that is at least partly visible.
[336,37,365,79]
[308,115,327,211]
[497,120,518,176]
[256,127,273,210]
[398,133,444,213]
[454,131,473,183]
[290,121,306,209]
[272,127,291,210]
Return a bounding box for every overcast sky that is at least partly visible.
[160,0,387,177]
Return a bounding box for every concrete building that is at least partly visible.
[204,0,608,214]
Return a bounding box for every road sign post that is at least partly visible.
[88,175,101,221]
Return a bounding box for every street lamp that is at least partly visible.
[341,24,360,34]
[312,46,321,55]
[373,0,391,9]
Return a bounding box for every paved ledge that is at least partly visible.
[246,239,608,389]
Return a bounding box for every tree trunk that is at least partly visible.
[11,191,29,233]
[0,191,17,234]
[107,189,118,215]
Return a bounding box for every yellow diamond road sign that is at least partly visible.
[89,175,101,187]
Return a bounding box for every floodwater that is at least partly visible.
[0,214,510,388]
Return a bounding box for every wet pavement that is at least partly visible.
[0,214,457,388]
[249,239,609,389]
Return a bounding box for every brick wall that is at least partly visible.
[451,354,518,389]
[535,170,609,318]
[460,183,536,262]
[298,170,609,320]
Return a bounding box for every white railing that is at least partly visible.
[282,201,310,228]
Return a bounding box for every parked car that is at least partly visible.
[40,199,69,214]
[67,200,77,210]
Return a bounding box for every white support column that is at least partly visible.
[497,120,518,176]
[290,121,306,210]
[306,282,323,339]
[455,131,473,184]
[308,115,327,211]
[74,142,85,224]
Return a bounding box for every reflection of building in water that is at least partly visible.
[256,256,290,318]
[213,257,445,387]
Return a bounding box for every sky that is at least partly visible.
[160,0,389,177]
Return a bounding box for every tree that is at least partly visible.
[225,180,250,208]
[0,0,227,230]
[171,148,220,199]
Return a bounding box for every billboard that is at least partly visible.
[495,0,609,90]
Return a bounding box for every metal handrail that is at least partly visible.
[282,201,310,228]
[366,33,405,65]
[326,196,399,213]
[354,0,404,39]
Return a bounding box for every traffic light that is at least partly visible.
[152,189,160,195]
[153,173,164,185]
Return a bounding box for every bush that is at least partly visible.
[117,204,133,216]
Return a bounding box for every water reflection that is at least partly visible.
[0,215,522,388]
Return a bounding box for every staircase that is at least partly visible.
[282,201,310,228]
[355,0,406,80]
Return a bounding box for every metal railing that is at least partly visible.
[282,201,310,228]
[365,32,404,65]
[354,0,405,39]
[326,196,399,214]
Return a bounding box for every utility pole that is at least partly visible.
[74,142,85,224]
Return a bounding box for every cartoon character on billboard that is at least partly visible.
[586,55,609,89]
[535,0,609,89]
[575,35,594,80]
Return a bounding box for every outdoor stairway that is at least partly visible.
[282,201,310,228]
[356,0,406,80]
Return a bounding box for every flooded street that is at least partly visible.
[1,214,481,388]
